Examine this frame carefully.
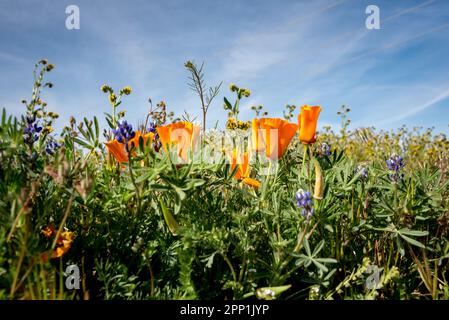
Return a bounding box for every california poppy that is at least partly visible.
[105,130,154,163]
[298,105,321,144]
[128,130,154,151]
[40,228,74,261]
[252,118,298,160]
[156,122,200,162]
[229,149,261,188]
[105,139,128,163]
[52,231,74,258]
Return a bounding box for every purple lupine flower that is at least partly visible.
[386,153,405,183]
[45,139,61,155]
[112,120,136,152]
[319,142,331,156]
[147,122,157,134]
[355,165,368,181]
[295,189,314,220]
[23,115,42,147]
[147,122,162,152]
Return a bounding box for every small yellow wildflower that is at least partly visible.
[101,84,112,93]
[229,83,239,92]
[42,126,54,134]
[48,111,59,119]
[109,93,117,105]
[241,88,251,97]
[121,86,132,95]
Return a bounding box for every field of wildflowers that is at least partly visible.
[0,60,448,300]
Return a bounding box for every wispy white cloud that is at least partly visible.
[0,51,29,64]
[377,86,449,127]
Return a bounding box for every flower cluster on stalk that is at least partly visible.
[112,120,136,152]
[295,189,314,220]
[355,165,368,181]
[147,122,162,152]
[386,153,405,183]
[319,142,331,156]
[23,115,42,147]
[45,139,61,155]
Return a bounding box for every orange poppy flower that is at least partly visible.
[105,130,154,163]
[251,118,263,152]
[128,130,155,151]
[298,105,321,144]
[52,246,70,258]
[105,139,128,163]
[52,230,74,258]
[252,118,298,160]
[156,122,200,162]
[39,230,74,261]
[229,149,261,188]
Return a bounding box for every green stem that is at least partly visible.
[128,155,142,215]
[10,214,30,298]
[148,260,155,297]
[234,97,240,121]
[301,144,308,179]
[220,253,237,283]
[112,104,117,127]
[279,221,310,272]
[393,184,398,219]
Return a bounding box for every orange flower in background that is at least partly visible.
[229,149,261,188]
[128,130,154,150]
[105,130,154,163]
[40,228,74,261]
[41,225,55,238]
[298,105,321,144]
[252,118,299,160]
[156,122,200,162]
[251,118,263,152]
[105,139,128,163]
[52,231,74,258]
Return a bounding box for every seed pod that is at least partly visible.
[312,157,324,200]
[256,285,291,300]
[159,198,180,236]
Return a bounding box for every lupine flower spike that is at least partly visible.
[45,140,61,155]
[355,165,368,181]
[319,142,331,156]
[23,115,42,147]
[295,189,314,220]
[105,120,154,163]
[386,153,405,183]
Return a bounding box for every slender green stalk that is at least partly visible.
[128,154,142,215]
[220,252,237,283]
[301,144,308,178]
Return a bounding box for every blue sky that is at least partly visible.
[1,0,448,135]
